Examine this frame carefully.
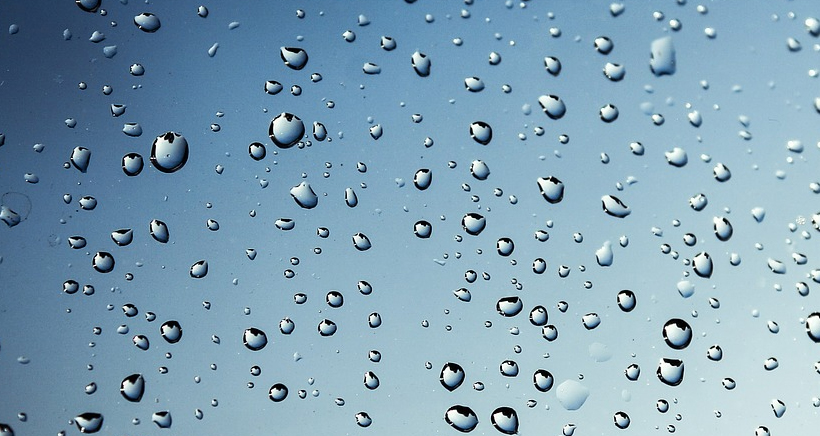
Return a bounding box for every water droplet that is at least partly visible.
[290,182,318,209]
[70,147,91,173]
[490,407,518,435]
[318,319,337,336]
[150,132,188,173]
[556,380,590,410]
[496,238,514,256]
[134,13,161,33]
[488,51,502,65]
[453,287,472,302]
[470,160,490,180]
[650,36,676,76]
[352,233,372,251]
[533,369,554,392]
[662,319,693,349]
[594,36,614,54]
[529,306,548,326]
[600,104,619,122]
[380,36,396,50]
[692,252,713,278]
[243,327,268,351]
[132,334,149,350]
[665,147,688,167]
[624,363,640,381]
[445,406,478,432]
[121,153,143,176]
[362,62,381,74]
[280,47,308,70]
[411,51,431,77]
[440,362,465,391]
[110,228,133,246]
[537,176,564,203]
[469,121,492,145]
[74,413,104,433]
[771,399,786,418]
[414,220,432,238]
[656,358,684,386]
[75,0,100,13]
[355,412,372,428]
[542,325,559,341]
[613,411,630,429]
[496,296,523,317]
[603,62,625,81]
[464,77,485,92]
[706,345,723,361]
[462,213,486,236]
[160,320,182,343]
[344,188,358,208]
[806,312,820,342]
[149,219,169,243]
[190,260,208,278]
[582,313,601,330]
[544,56,562,76]
[68,236,87,249]
[713,163,731,182]
[414,169,432,190]
[538,95,566,119]
[617,290,636,312]
[269,113,305,148]
[499,360,519,377]
[92,252,115,273]
[120,374,145,402]
[278,317,295,334]
[152,411,171,429]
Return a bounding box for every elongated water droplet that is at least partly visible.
[190,260,208,278]
[650,36,676,76]
[74,413,104,433]
[411,51,431,77]
[445,405,478,432]
[537,176,564,203]
[280,47,308,70]
[806,312,820,342]
[496,296,523,317]
[692,252,713,278]
[469,121,492,145]
[134,13,161,33]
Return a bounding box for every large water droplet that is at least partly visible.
[352,233,372,251]
[692,252,713,278]
[290,182,318,209]
[440,362,465,391]
[470,160,490,180]
[662,319,692,349]
[134,13,161,33]
[132,334,149,350]
[538,95,566,119]
[533,369,554,392]
[74,413,104,433]
[120,374,145,402]
[160,320,182,343]
[363,371,380,389]
[496,237,514,256]
[411,51,431,77]
[490,407,518,435]
[414,220,432,238]
[92,252,115,273]
[70,147,91,173]
[650,36,676,76]
[355,412,372,428]
[269,383,288,402]
[462,213,486,236]
[556,380,590,410]
[269,113,305,148]
[537,176,564,203]
[445,405,478,433]
[243,327,268,351]
[617,290,636,312]
[656,358,684,386]
[280,47,308,70]
[496,296,523,317]
[613,411,630,429]
[529,306,548,326]
[806,312,820,342]
[152,411,172,429]
[469,121,492,145]
[318,319,337,336]
[190,260,208,278]
[150,132,188,173]
[121,153,143,176]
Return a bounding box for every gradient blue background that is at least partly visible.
[1,0,819,434]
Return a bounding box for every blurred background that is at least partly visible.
[1,0,819,434]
